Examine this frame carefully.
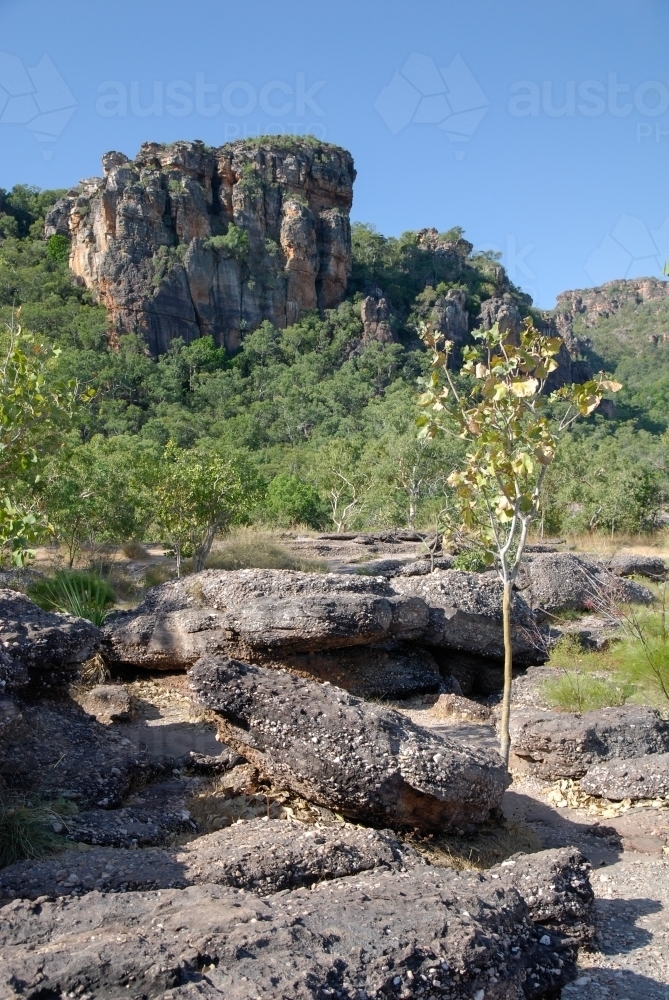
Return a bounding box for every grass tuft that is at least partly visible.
[205,533,327,573]
[28,571,116,625]
[403,819,542,871]
[0,802,60,869]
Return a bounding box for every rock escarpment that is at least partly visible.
[45,138,355,356]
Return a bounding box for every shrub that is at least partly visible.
[453,549,490,573]
[263,475,326,528]
[542,670,635,712]
[28,571,116,625]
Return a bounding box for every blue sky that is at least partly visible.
[1,0,668,307]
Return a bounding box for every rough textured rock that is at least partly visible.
[45,138,355,356]
[0,589,100,694]
[607,551,666,579]
[399,555,454,576]
[393,569,542,664]
[188,655,510,831]
[102,569,428,669]
[359,285,397,344]
[480,292,523,341]
[0,818,420,900]
[0,847,593,1000]
[284,643,442,699]
[81,684,131,723]
[580,752,669,801]
[509,705,669,779]
[0,701,170,807]
[516,552,654,615]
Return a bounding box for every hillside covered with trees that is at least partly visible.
[1,154,667,568]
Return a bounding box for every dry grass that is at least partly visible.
[402,819,542,871]
[528,530,669,560]
[205,529,327,573]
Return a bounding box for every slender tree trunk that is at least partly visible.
[499,579,513,766]
[175,543,182,578]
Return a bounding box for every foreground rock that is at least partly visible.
[285,643,442,699]
[393,569,541,664]
[516,552,654,615]
[189,655,510,831]
[0,818,419,900]
[510,705,669,779]
[0,589,100,694]
[0,701,170,806]
[0,847,594,1000]
[580,752,669,801]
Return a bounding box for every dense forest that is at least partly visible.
[1,180,667,569]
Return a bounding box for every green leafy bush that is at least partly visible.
[263,475,326,528]
[29,571,116,625]
[453,549,491,572]
[542,670,635,712]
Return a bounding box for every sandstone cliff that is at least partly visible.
[45,138,355,356]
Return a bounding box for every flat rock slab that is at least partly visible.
[510,705,669,779]
[103,569,428,670]
[580,752,669,801]
[0,847,593,1000]
[189,655,510,832]
[393,569,541,664]
[0,818,420,900]
[0,701,171,807]
[0,588,100,693]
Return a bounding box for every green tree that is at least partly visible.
[151,443,251,576]
[0,316,93,564]
[264,474,326,528]
[417,317,621,763]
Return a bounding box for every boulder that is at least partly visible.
[393,569,542,664]
[102,569,428,670]
[580,752,669,801]
[81,684,132,723]
[516,552,654,615]
[0,701,171,808]
[188,655,510,832]
[399,555,454,576]
[0,818,420,900]
[0,588,100,694]
[607,551,666,579]
[0,847,594,1000]
[509,704,669,779]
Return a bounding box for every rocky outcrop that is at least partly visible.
[102,567,544,678]
[0,589,100,694]
[555,277,669,330]
[0,818,420,900]
[515,552,655,615]
[360,286,397,344]
[284,643,442,699]
[0,847,594,1000]
[510,705,669,779]
[188,655,510,831]
[45,138,355,356]
[480,292,523,341]
[579,752,669,801]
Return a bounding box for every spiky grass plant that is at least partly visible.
[28,570,116,625]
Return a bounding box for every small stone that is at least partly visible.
[539,934,551,945]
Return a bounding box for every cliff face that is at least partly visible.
[45,138,355,356]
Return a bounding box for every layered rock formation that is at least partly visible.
[45,138,355,356]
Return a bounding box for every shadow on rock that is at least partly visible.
[504,790,624,865]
